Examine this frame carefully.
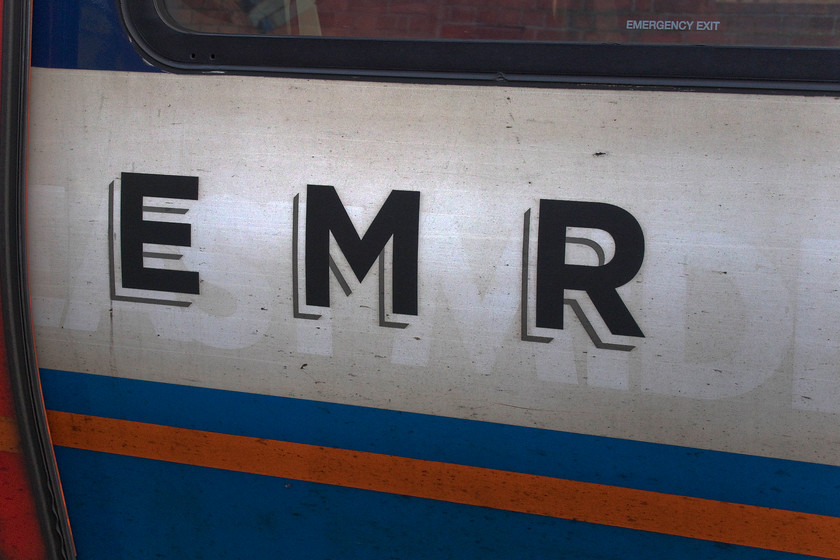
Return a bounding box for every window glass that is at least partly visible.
[163,0,840,47]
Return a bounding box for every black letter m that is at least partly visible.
[305,185,420,315]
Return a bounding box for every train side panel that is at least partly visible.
[25,1,840,558]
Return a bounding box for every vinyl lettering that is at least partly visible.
[536,199,644,337]
[305,184,420,315]
[120,172,199,294]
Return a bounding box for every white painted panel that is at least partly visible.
[27,68,840,464]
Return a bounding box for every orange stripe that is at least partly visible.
[47,410,840,559]
[0,416,20,453]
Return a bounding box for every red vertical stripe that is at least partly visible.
[0,310,46,559]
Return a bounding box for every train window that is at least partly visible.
[161,0,840,48]
[121,0,840,87]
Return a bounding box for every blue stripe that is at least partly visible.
[55,447,810,560]
[40,368,840,517]
[32,0,157,72]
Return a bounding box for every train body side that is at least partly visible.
[25,1,840,557]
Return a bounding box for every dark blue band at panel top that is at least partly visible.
[40,368,840,518]
[31,0,156,72]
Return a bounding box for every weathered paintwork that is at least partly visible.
[24,21,840,559]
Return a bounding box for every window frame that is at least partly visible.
[121,0,840,91]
